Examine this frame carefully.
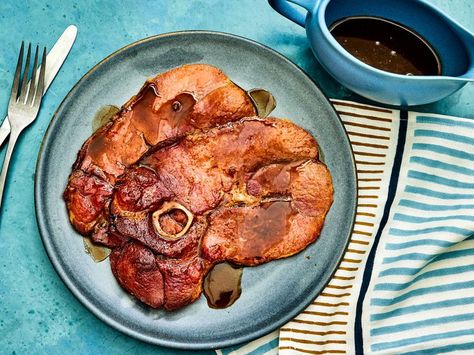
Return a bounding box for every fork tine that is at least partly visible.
[18,43,32,103]
[8,42,24,107]
[26,45,39,106]
[33,47,47,108]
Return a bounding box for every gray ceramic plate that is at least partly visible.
[35,31,356,350]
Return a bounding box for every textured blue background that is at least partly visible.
[0,0,473,354]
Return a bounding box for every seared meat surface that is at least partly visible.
[64,64,256,239]
[64,65,333,311]
[110,240,211,310]
[109,241,164,308]
[202,160,333,265]
[109,118,333,308]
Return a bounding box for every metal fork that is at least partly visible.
[0,42,46,209]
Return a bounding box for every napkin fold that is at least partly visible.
[218,99,474,354]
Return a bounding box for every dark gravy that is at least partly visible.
[204,263,243,309]
[83,237,110,263]
[248,89,276,118]
[330,16,441,76]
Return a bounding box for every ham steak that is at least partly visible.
[109,118,333,308]
[64,65,333,310]
[64,64,256,239]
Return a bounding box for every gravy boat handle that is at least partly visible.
[268,0,316,27]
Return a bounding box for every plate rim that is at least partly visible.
[35,30,357,350]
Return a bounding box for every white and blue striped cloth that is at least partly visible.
[218,100,474,354]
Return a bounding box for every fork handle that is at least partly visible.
[0,118,9,148]
[0,129,20,210]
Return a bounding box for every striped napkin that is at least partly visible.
[217,99,474,354]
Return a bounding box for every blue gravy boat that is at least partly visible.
[269,0,474,106]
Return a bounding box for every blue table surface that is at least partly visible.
[0,1,472,353]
